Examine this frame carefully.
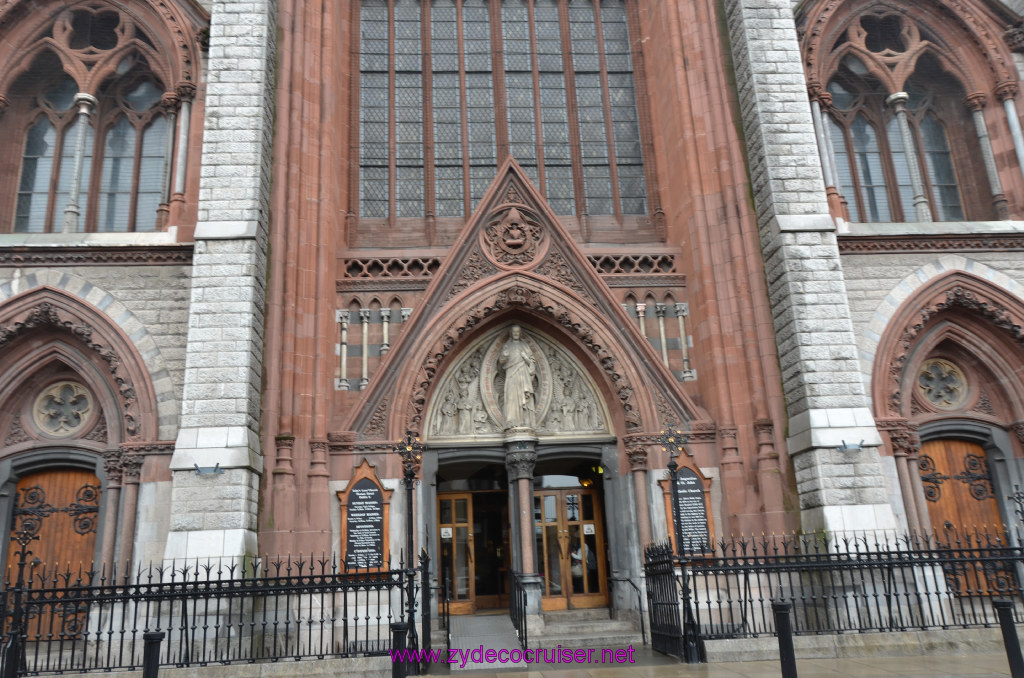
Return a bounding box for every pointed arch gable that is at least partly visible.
[340,159,709,442]
[0,0,207,93]
[799,0,1018,93]
[0,286,160,441]
[872,270,1024,420]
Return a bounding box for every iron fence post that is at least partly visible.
[995,600,1024,678]
[142,631,165,678]
[773,601,798,678]
[391,622,409,678]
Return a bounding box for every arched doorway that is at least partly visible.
[434,456,611,614]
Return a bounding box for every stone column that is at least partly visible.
[624,439,652,548]
[504,434,544,625]
[964,93,1009,219]
[165,0,276,564]
[725,0,895,535]
[101,449,123,568]
[996,82,1024,189]
[886,92,932,222]
[62,93,98,233]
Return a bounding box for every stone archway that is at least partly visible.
[873,272,1024,534]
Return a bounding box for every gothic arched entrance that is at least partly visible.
[424,323,618,614]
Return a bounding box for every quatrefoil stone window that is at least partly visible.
[33,382,93,437]
[917,359,967,410]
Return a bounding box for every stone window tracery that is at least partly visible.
[801,2,1012,223]
[0,2,200,234]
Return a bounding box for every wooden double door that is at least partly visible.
[437,486,608,613]
[534,488,607,610]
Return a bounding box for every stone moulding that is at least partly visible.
[0,246,194,266]
[838,234,1024,254]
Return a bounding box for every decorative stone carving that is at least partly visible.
[537,249,591,301]
[83,415,109,443]
[885,279,1024,415]
[625,443,648,471]
[103,448,124,485]
[483,207,544,267]
[917,359,967,410]
[497,325,538,429]
[0,301,141,438]
[426,324,609,439]
[505,448,537,481]
[366,399,389,438]
[34,381,92,437]
[973,390,996,416]
[4,415,31,446]
[446,249,497,301]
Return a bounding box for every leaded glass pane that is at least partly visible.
[397,166,424,217]
[920,113,963,221]
[54,118,94,232]
[885,118,913,221]
[134,116,167,232]
[360,0,389,217]
[546,164,574,215]
[15,118,57,233]
[827,115,860,222]
[124,81,162,112]
[851,115,890,222]
[98,116,135,232]
[44,77,77,112]
[361,166,388,218]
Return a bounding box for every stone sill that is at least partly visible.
[840,220,1024,236]
[0,227,182,247]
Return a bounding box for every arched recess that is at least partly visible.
[798,0,1023,221]
[0,285,162,569]
[873,271,1024,535]
[0,0,205,92]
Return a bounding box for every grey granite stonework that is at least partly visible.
[165,0,277,562]
[724,0,895,532]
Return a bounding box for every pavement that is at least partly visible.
[430,646,1019,677]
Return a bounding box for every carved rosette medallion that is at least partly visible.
[425,325,611,440]
[917,358,967,410]
[482,206,546,267]
[33,381,93,438]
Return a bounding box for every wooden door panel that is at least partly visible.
[6,468,100,640]
[919,440,1009,596]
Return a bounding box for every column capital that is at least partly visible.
[161,92,182,113]
[964,92,987,112]
[885,91,909,109]
[74,92,98,112]
[176,82,198,102]
[504,438,537,480]
[996,81,1018,102]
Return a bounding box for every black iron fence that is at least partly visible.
[509,571,528,650]
[645,530,1024,662]
[0,548,431,676]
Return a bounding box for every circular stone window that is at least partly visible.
[33,381,93,437]
[917,358,967,410]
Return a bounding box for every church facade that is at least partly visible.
[2,0,1024,620]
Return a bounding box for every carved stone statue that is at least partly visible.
[498,325,537,429]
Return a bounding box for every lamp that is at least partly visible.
[393,430,423,662]
[835,440,864,453]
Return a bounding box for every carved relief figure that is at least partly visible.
[425,325,609,438]
[498,325,537,429]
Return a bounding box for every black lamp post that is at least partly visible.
[659,429,688,557]
[394,430,422,659]
[658,428,701,663]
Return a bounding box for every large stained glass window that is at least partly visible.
[357,0,648,221]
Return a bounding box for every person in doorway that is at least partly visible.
[570,540,584,593]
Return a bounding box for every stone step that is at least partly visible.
[529,631,645,650]
[542,619,637,636]
[542,608,613,623]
